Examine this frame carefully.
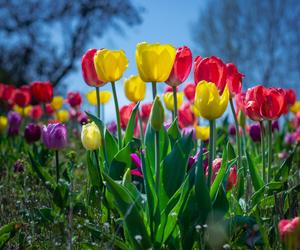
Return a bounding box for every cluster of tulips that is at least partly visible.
[0,42,300,249]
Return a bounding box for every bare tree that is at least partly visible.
[0,0,142,87]
[192,0,300,90]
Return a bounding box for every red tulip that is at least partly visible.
[0,84,15,103]
[260,87,285,120]
[45,103,54,115]
[81,48,104,87]
[244,86,265,121]
[12,86,31,107]
[226,63,244,96]
[164,85,177,93]
[141,103,152,122]
[29,105,43,120]
[226,166,237,191]
[285,88,296,106]
[235,92,246,116]
[194,56,227,93]
[278,217,300,249]
[183,83,196,102]
[30,81,53,103]
[67,91,82,108]
[120,103,137,130]
[178,103,196,128]
[166,46,192,86]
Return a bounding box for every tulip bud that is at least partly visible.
[150,96,164,131]
[81,122,101,150]
[7,111,22,136]
[24,123,41,144]
[42,123,68,150]
[67,92,82,108]
[195,126,210,141]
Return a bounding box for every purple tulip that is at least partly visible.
[13,160,24,173]
[272,120,279,132]
[249,123,261,142]
[284,133,295,145]
[24,123,41,144]
[228,124,236,136]
[130,153,143,177]
[107,121,117,135]
[182,127,196,140]
[7,111,22,136]
[42,123,67,150]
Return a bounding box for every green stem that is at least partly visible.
[95,87,101,119]
[172,86,178,121]
[267,120,272,182]
[55,150,59,183]
[229,98,243,177]
[155,131,160,194]
[152,82,157,100]
[259,121,266,182]
[93,150,102,186]
[207,119,216,188]
[137,109,144,146]
[111,81,122,149]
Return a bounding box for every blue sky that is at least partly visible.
[65,1,204,121]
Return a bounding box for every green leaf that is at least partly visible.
[159,134,194,209]
[53,181,69,209]
[108,143,132,180]
[29,152,56,192]
[246,151,264,192]
[86,111,104,132]
[0,223,22,249]
[86,151,102,189]
[122,102,140,146]
[167,118,181,147]
[103,173,151,249]
[105,129,118,168]
[212,185,229,218]
[274,152,294,182]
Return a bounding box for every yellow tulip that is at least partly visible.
[86,90,111,106]
[13,105,31,117]
[194,81,229,120]
[290,101,300,114]
[51,96,64,111]
[81,122,101,150]
[191,104,201,117]
[55,110,69,123]
[195,126,210,141]
[124,75,146,102]
[0,116,8,133]
[93,49,128,83]
[163,92,184,111]
[136,42,176,82]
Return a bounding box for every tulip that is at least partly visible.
[225,63,244,96]
[289,101,300,114]
[45,103,55,115]
[124,75,146,103]
[29,105,43,120]
[107,121,117,135]
[13,105,31,117]
[51,96,64,111]
[77,112,88,125]
[55,110,69,123]
[284,133,296,145]
[81,48,104,87]
[195,126,210,141]
[226,166,237,191]
[7,111,22,136]
[86,90,111,106]
[136,42,176,99]
[178,103,196,129]
[194,81,229,121]
[0,116,8,133]
[228,124,236,136]
[120,103,137,131]
[94,49,128,83]
[81,122,101,150]
[150,96,165,132]
[13,160,24,173]
[140,103,152,122]
[130,153,143,177]
[285,88,296,107]
[164,85,175,93]
[248,123,261,142]
[24,123,41,144]
[12,86,31,108]
[0,84,15,103]
[166,46,192,86]
[183,83,196,102]
[30,81,53,103]
[42,123,67,150]
[42,123,67,182]
[67,91,82,108]
[163,92,184,112]
[194,56,227,93]
[278,217,300,249]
